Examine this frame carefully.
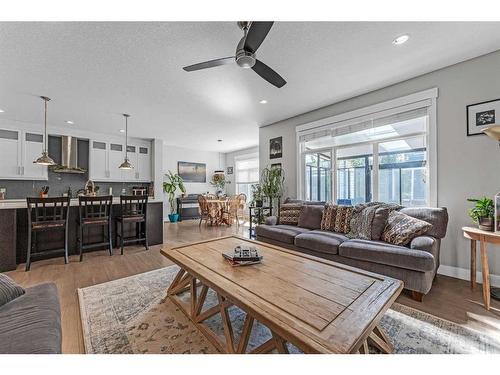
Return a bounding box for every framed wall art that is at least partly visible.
[177,161,207,183]
[269,136,283,159]
[466,98,500,136]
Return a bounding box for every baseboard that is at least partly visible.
[438,265,500,288]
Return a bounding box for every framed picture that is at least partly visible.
[269,136,282,159]
[271,163,282,170]
[177,161,206,183]
[466,98,500,136]
[226,166,233,175]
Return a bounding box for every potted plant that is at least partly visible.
[163,171,186,223]
[467,197,495,231]
[251,184,264,207]
[260,166,285,211]
[209,172,228,197]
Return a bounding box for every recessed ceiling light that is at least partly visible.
[259,99,268,104]
[0,109,4,113]
[65,120,74,125]
[217,139,223,142]
[392,34,410,45]
[119,129,125,133]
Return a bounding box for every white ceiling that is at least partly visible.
[1,22,500,153]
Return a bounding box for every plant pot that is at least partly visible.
[168,214,180,223]
[478,217,494,231]
[255,200,263,207]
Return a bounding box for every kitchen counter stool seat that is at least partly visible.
[77,195,113,262]
[116,195,148,254]
[26,197,71,271]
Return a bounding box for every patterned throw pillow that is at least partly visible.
[279,203,303,226]
[381,211,432,246]
[320,204,338,231]
[334,205,354,234]
[0,273,25,307]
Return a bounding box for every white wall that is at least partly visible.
[260,50,500,281]
[224,146,259,196]
[163,144,224,218]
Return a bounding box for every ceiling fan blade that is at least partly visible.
[183,57,234,72]
[252,59,286,88]
[244,22,274,53]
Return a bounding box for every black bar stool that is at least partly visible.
[116,195,149,254]
[26,196,71,271]
[77,195,113,261]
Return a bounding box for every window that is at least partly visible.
[304,152,332,201]
[235,154,259,198]
[297,89,437,207]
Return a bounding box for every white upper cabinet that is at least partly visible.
[0,128,48,180]
[88,138,152,182]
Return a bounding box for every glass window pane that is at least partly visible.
[336,145,371,205]
[304,152,331,202]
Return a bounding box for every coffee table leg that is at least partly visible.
[367,326,393,354]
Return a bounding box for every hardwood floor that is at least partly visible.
[5,220,500,353]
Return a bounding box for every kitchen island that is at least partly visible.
[0,197,163,272]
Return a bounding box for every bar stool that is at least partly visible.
[116,195,148,254]
[26,197,71,271]
[77,195,113,261]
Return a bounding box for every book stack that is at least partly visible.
[222,245,263,266]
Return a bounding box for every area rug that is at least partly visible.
[77,265,500,354]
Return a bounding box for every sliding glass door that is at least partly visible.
[304,150,332,202]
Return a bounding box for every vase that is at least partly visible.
[168,214,180,223]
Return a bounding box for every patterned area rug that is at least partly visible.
[78,265,500,354]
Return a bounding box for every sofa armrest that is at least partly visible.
[265,216,278,225]
[410,235,438,255]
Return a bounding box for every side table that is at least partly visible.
[462,226,500,310]
[248,206,272,239]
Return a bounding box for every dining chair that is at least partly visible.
[225,195,241,227]
[237,193,248,225]
[197,195,210,226]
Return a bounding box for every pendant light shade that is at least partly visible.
[119,114,134,170]
[34,96,56,166]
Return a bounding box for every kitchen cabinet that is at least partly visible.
[89,139,151,182]
[0,128,48,180]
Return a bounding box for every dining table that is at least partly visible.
[205,198,230,226]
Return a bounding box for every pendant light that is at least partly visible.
[33,96,56,166]
[119,113,133,170]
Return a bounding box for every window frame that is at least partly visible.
[296,88,438,207]
[234,152,259,196]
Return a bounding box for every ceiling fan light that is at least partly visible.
[34,150,56,166]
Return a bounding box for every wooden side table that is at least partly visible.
[462,226,500,310]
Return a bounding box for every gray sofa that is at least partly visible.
[0,282,62,353]
[256,200,448,300]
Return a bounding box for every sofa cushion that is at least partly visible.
[339,239,435,272]
[334,205,354,234]
[255,224,311,244]
[371,207,391,240]
[382,211,432,246]
[0,273,25,307]
[298,205,324,230]
[320,203,338,231]
[399,207,448,239]
[0,283,61,353]
[278,203,303,226]
[295,230,348,255]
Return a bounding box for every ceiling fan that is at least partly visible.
[183,21,287,88]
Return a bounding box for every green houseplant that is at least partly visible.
[467,197,494,231]
[251,183,264,207]
[260,166,285,210]
[163,171,186,223]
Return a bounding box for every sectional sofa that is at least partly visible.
[255,199,448,301]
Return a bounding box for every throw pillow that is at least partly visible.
[279,203,303,226]
[334,205,354,234]
[298,205,324,229]
[381,211,433,246]
[0,273,25,307]
[320,204,338,231]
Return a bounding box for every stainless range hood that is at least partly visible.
[50,136,86,174]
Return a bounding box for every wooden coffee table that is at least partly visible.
[160,236,403,354]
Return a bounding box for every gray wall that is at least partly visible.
[260,50,500,278]
[0,136,149,199]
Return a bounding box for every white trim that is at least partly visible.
[296,88,438,133]
[438,265,500,288]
